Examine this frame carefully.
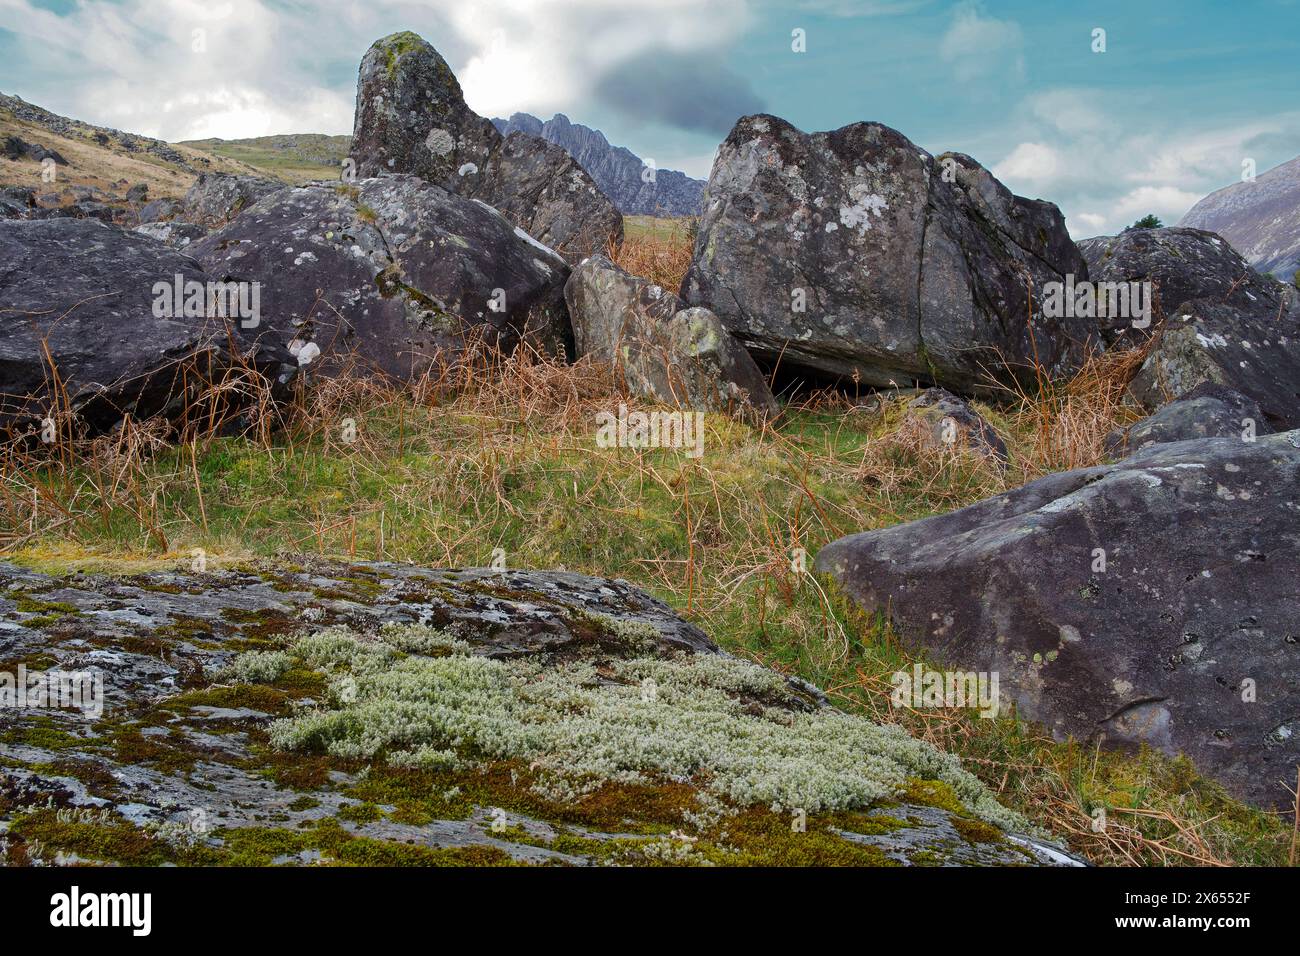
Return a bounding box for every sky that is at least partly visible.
[1,0,1298,237]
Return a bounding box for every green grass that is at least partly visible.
[2,374,1293,866]
[624,214,694,243]
[180,134,351,185]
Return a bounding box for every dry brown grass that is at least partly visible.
[609,220,694,292]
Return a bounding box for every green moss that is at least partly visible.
[951,815,1003,845]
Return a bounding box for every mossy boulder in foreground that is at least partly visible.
[0,557,1079,866]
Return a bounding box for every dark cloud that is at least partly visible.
[593,50,765,136]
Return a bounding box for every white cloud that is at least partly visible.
[938,2,1024,84]
[986,85,1300,236]
[993,142,1059,182]
[0,0,753,141]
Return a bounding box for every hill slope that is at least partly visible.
[1178,155,1300,282]
[179,133,351,184]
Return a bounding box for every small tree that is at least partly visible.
[1132,214,1163,229]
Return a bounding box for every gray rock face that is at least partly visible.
[476,132,625,263]
[188,175,571,379]
[565,255,778,422]
[1129,296,1300,430]
[1,134,67,166]
[0,556,1075,867]
[1077,227,1290,345]
[350,33,622,263]
[493,112,705,217]
[680,115,1093,395]
[1105,383,1272,456]
[816,431,1300,808]
[1179,154,1300,283]
[902,388,1007,461]
[182,172,284,228]
[135,220,207,249]
[0,218,294,436]
[138,197,183,224]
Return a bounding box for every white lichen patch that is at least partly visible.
[425,128,455,156]
[839,184,888,237]
[244,624,1022,830]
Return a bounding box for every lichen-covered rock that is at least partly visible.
[565,255,778,422]
[350,32,622,264]
[901,388,1007,461]
[0,218,295,438]
[1129,297,1300,429]
[0,556,1077,867]
[188,175,571,379]
[1077,227,1291,345]
[816,430,1300,808]
[135,220,207,249]
[183,172,284,228]
[476,132,625,263]
[1105,382,1272,456]
[680,115,1093,395]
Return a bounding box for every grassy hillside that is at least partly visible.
[180,134,352,184]
[0,94,263,201]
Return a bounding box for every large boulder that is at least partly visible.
[189,175,571,379]
[1077,226,1292,345]
[0,555,1078,866]
[183,172,285,228]
[0,218,294,437]
[816,431,1300,808]
[350,32,622,264]
[1129,296,1300,429]
[1105,382,1272,456]
[565,255,778,422]
[679,116,1093,395]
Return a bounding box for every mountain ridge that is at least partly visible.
[1178,154,1300,282]
[492,111,705,218]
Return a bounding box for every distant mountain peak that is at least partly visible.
[1179,155,1300,281]
[492,112,704,218]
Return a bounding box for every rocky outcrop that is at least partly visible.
[189,175,571,379]
[1105,382,1272,456]
[680,115,1093,395]
[1179,154,1300,283]
[565,255,778,422]
[350,32,622,263]
[0,218,295,437]
[816,431,1300,808]
[901,388,1007,461]
[493,112,705,217]
[474,131,625,263]
[1077,226,1291,345]
[2,134,67,166]
[135,220,207,249]
[0,556,1079,866]
[1129,296,1300,430]
[182,173,284,228]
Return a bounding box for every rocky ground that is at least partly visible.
[2,28,1299,868]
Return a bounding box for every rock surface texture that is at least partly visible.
[0,557,1079,866]
[1105,382,1272,456]
[816,431,1300,808]
[189,175,571,379]
[680,116,1093,394]
[0,218,293,437]
[182,172,284,228]
[351,33,622,264]
[565,255,779,422]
